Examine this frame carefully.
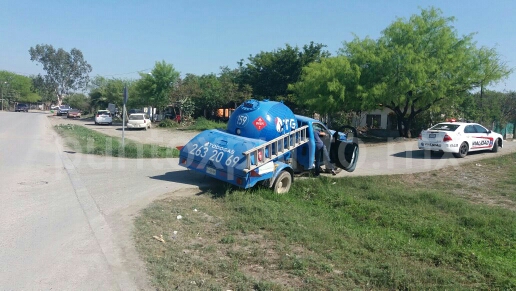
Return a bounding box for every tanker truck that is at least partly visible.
[178,99,359,193]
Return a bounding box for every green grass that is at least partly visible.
[54,124,179,158]
[183,117,227,131]
[134,153,516,290]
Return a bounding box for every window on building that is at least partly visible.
[366,114,381,128]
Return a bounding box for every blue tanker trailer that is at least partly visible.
[178,99,359,193]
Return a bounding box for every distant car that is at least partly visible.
[127,113,151,130]
[50,105,60,110]
[67,109,81,118]
[95,110,113,125]
[15,103,29,112]
[57,105,71,116]
[418,122,503,158]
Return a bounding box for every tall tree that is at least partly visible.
[31,74,56,104]
[29,44,92,105]
[196,74,224,117]
[136,60,180,111]
[239,42,330,102]
[472,47,514,124]
[169,74,202,121]
[63,93,89,111]
[218,66,252,106]
[89,76,133,111]
[340,7,511,137]
[0,71,40,104]
[289,57,362,116]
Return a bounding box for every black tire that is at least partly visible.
[272,170,292,194]
[453,142,468,158]
[491,139,499,152]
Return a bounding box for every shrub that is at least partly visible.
[158,118,179,128]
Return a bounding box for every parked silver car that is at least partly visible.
[95,110,113,125]
[57,105,71,116]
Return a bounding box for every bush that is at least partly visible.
[158,118,179,128]
[188,117,227,131]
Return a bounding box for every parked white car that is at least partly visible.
[95,110,113,125]
[127,113,151,130]
[418,122,503,158]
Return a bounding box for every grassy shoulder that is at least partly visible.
[158,117,227,131]
[54,124,179,158]
[134,153,516,290]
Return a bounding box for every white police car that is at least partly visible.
[418,122,503,158]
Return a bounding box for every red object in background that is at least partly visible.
[175,115,181,123]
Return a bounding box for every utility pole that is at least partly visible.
[122,85,129,148]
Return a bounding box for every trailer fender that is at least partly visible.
[267,163,293,188]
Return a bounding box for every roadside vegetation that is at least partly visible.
[54,124,179,158]
[182,117,227,131]
[158,117,226,131]
[134,153,516,290]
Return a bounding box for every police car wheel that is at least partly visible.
[453,142,468,158]
[273,171,292,194]
[491,140,499,152]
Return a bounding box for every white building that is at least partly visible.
[353,107,400,137]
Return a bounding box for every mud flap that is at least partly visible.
[330,126,359,172]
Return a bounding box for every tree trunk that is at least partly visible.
[397,118,404,137]
[403,118,412,138]
[396,114,413,138]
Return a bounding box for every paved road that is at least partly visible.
[0,111,212,290]
[2,111,515,290]
[347,136,516,176]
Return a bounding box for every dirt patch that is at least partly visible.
[402,160,516,211]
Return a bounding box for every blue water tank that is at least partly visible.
[227,99,297,141]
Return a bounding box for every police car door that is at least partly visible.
[463,124,479,151]
[472,124,492,151]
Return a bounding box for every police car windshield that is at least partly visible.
[430,123,459,131]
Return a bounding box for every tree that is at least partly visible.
[135,60,180,111]
[88,76,133,111]
[0,71,40,106]
[196,74,224,117]
[63,93,89,111]
[32,75,56,104]
[29,44,92,105]
[340,7,512,137]
[239,42,330,103]
[169,74,202,122]
[500,91,516,123]
[471,47,514,124]
[218,66,252,105]
[289,57,362,117]
[458,90,516,127]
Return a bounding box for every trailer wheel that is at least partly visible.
[273,170,292,194]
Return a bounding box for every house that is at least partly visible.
[353,108,400,137]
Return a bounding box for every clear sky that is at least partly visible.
[1,0,515,92]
